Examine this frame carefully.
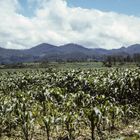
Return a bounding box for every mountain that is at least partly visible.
[59,43,90,52]
[0,47,23,57]
[25,43,57,56]
[124,44,140,54]
[109,44,140,55]
[41,43,95,61]
[0,43,140,63]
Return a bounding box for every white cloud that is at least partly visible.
[0,0,140,49]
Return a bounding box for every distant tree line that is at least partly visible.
[103,53,140,67]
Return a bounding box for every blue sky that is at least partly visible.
[19,0,37,17]
[68,0,140,16]
[19,0,140,17]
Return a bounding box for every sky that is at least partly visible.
[68,0,140,17]
[0,0,140,49]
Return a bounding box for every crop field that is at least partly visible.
[0,68,140,140]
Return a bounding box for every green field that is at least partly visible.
[0,61,138,70]
[0,68,140,140]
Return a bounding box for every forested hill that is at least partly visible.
[0,43,140,63]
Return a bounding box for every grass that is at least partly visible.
[0,61,138,71]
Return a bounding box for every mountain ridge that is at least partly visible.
[0,43,140,63]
